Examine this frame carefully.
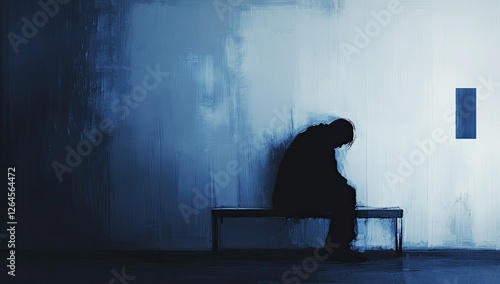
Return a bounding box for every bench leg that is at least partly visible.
[398,217,403,256]
[394,217,403,256]
[394,218,398,254]
[393,218,403,256]
[212,214,218,253]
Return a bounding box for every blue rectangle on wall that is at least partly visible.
[456,88,476,139]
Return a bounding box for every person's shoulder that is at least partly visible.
[303,123,328,134]
[292,123,327,142]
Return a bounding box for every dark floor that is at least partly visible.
[0,249,498,283]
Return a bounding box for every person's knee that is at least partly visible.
[341,185,356,203]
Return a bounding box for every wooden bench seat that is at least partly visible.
[211,206,403,255]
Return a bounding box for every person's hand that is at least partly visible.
[340,183,354,191]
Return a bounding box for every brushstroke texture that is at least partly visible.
[2,0,500,251]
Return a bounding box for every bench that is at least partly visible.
[211,207,403,255]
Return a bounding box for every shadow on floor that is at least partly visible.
[0,249,498,283]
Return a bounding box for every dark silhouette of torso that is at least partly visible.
[272,123,350,213]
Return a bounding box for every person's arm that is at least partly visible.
[330,154,350,188]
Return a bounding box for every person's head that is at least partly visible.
[327,118,355,149]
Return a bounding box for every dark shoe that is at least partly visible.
[326,245,367,262]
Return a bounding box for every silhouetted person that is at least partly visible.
[272,118,366,262]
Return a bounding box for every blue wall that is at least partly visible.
[3,0,500,251]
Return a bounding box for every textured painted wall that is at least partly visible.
[2,0,500,251]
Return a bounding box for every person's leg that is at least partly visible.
[324,187,366,262]
[325,187,356,246]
